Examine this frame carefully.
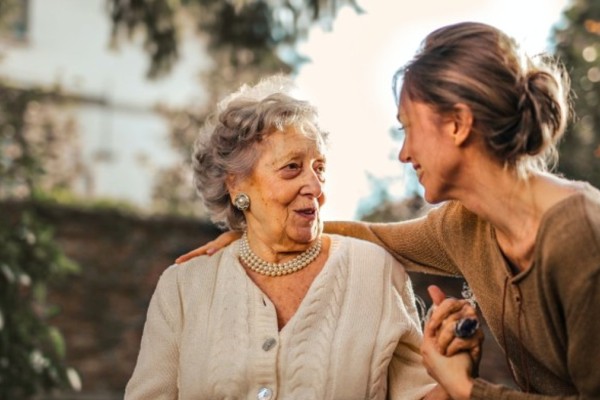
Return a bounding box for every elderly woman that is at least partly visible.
[124,78,441,399]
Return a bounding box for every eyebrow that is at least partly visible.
[271,152,302,168]
[277,150,304,161]
[275,149,326,164]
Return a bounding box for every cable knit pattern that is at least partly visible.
[285,238,348,399]
[368,289,401,400]
[206,252,250,395]
[125,235,435,400]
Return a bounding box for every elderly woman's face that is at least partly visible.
[238,126,326,249]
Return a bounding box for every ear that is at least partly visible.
[450,103,474,147]
[225,174,239,197]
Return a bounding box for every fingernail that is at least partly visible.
[206,248,215,255]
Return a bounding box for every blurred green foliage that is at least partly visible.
[0,211,79,399]
[0,84,80,397]
[554,0,600,188]
[108,0,364,78]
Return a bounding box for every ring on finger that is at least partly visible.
[454,317,480,338]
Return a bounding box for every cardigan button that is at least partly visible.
[257,387,273,400]
[262,337,277,351]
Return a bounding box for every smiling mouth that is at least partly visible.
[295,208,318,219]
[413,165,423,179]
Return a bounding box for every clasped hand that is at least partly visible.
[421,285,484,400]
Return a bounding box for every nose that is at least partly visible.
[301,169,324,199]
[398,141,410,163]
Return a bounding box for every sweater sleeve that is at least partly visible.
[387,261,437,400]
[471,379,579,400]
[561,266,600,399]
[561,194,600,399]
[124,265,182,400]
[325,202,462,276]
[470,376,600,400]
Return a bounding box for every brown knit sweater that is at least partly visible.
[327,183,600,399]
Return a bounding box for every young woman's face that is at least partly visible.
[238,126,326,250]
[397,96,463,203]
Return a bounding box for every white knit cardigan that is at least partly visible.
[125,235,435,400]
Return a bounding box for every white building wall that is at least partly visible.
[0,0,211,208]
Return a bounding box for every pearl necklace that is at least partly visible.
[239,232,322,276]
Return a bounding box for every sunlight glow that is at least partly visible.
[296,0,570,220]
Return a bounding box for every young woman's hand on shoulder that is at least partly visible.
[175,231,242,263]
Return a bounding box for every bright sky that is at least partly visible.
[295,0,570,220]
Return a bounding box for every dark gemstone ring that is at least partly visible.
[454,317,479,339]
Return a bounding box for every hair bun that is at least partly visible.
[514,65,569,159]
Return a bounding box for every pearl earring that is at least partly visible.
[233,193,250,211]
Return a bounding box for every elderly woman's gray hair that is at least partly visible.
[193,89,328,231]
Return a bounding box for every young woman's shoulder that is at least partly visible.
[580,183,600,245]
[581,183,600,222]
[537,183,600,272]
[542,183,600,237]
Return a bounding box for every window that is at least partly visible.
[0,0,29,42]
